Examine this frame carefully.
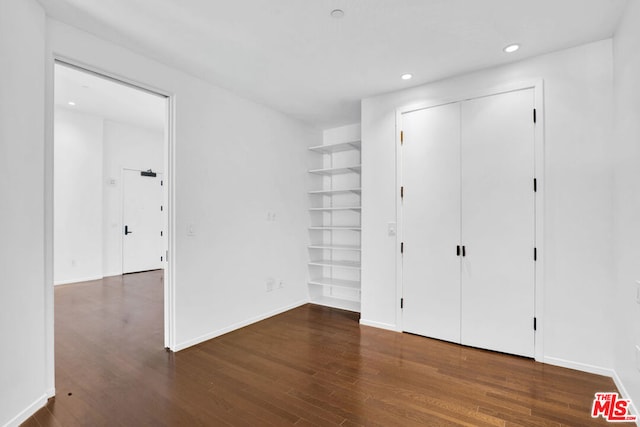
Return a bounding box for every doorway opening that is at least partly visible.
[52,61,172,347]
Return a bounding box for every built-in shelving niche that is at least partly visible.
[308,138,361,312]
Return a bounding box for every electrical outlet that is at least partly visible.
[266,278,275,292]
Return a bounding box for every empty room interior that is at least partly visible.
[2,0,640,425]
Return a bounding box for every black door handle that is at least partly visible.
[125,225,133,235]
[456,245,460,256]
[462,246,466,257]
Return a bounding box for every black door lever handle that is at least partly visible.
[125,225,133,235]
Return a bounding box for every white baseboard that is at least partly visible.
[173,299,309,351]
[3,393,47,427]
[543,356,615,378]
[359,318,399,332]
[103,271,123,278]
[545,356,640,425]
[54,275,103,286]
[611,370,640,426]
[46,387,55,399]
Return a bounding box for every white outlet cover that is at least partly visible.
[266,278,275,292]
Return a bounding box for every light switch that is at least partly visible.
[388,222,396,236]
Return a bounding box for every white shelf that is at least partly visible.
[308,165,361,176]
[309,277,361,290]
[309,140,361,154]
[308,259,361,269]
[310,296,361,313]
[309,206,361,212]
[308,226,361,231]
[307,132,362,313]
[308,244,361,251]
[308,188,362,196]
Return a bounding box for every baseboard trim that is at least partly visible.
[544,356,640,424]
[54,275,103,286]
[103,272,123,278]
[359,318,399,332]
[3,393,47,427]
[611,370,640,426]
[543,356,614,378]
[46,387,55,399]
[173,299,309,352]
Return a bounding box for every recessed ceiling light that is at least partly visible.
[330,9,344,19]
[504,44,520,53]
[401,73,413,80]
[68,101,76,106]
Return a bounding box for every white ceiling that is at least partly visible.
[41,0,628,129]
[55,63,166,131]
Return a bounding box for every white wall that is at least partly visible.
[102,119,164,276]
[0,1,48,426]
[54,108,104,284]
[361,40,615,371]
[46,20,319,352]
[612,0,640,407]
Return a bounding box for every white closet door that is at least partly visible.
[460,89,535,357]
[402,103,461,343]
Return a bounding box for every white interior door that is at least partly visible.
[460,89,535,357]
[402,103,462,343]
[122,169,164,274]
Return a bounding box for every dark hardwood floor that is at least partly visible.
[23,271,619,426]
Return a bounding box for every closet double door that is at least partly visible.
[401,88,536,358]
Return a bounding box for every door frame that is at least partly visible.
[395,79,545,362]
[45,57,177,396]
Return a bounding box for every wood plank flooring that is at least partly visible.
[24,271,619,426]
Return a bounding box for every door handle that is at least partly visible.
[125,225,133,235]
[456,245,460,256]
[462,245,466,257]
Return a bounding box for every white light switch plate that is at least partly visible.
[388,222,396,236]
